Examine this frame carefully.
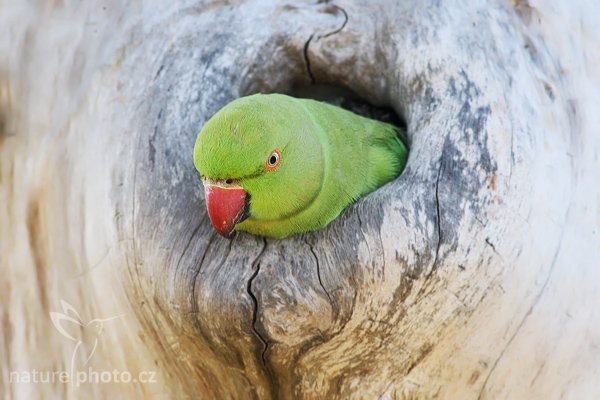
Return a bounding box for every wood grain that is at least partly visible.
[1,1,599,399]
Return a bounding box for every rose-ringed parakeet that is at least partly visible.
[193,93,408,239]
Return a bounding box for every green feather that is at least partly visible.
[193,93,408,238]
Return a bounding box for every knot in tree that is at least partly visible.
[1,1,599,399]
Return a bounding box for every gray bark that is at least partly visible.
[1,1,599,399]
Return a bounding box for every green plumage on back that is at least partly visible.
[193,93,408,239]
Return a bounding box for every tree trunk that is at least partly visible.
[1,1,599,399]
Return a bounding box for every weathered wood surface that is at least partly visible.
[1,1,599,398]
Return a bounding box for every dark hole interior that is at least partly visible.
[288,84,408,145]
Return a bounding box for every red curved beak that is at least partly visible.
[203,181,248,238]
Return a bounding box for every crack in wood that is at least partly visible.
[413,162,444,303]
[306,238,333,304]
[302,3,349,84]
[484,237,503,260]
[246,238,269,369]
[422,163,444,288]
[303,33,316,84]
[319,5,348,39]
[377,230,386,279]
[432,163,444,275]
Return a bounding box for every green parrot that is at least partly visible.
[193,93,408,239]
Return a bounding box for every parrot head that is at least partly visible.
[193,94,323,238]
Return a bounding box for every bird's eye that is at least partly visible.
[266,150,281,171]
